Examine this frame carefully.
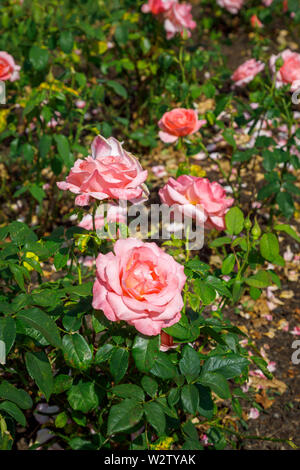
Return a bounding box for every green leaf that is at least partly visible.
[115,24,129,45]
[221,254,235,275]
[107,399,143,435]
[205,276,231,298]
[18,308,61,348]
[144,402,166,435]
[202,354,249,379]
[0,317,16,354]
[163,314,199,342]
[258,181,280,200]
[110,348,129,384]
[28,184,45,204]
[67,380,98,413]
[252,356,273,380]
[179,345,200,382]
[9,264,25,291]
[181,384,199,414]
[132,335,159,373]
[260,233,279,262]
[39,135,52,160]
[150,352,177,380]
[55,411,68,428]
[59,30,74,53]
[276,191,294,218]
[141,376,158,398]
[53,374,73,394]
[29,45,49,71]
[94,344,115,364]
[25,351,53,401]
[274,224,300,243]
[0,381,32,409]
[0,401,26,426]
[225,207,244,235]
[62,333,92,370]
[198,371,231,399]
[245,270,272,288]
[194,279,216,305]
[107,80,128,99]
[111,384,144,402]
[196,384,214,419]
[53,134,73,168]
[209,236,232,248]
[223,129,236,148]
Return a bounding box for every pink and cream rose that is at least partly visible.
[231,59,265,87]
[269,49,300,92]
[158,108,206,143]
[159,175,234,230]
[57,135,148,206]
[163,2,196,39]
[217,0,244,14]
[0,51,20,82]
[141,0,174,15]
[92,238,186,336]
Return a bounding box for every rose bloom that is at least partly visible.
[159,175,234,230]
[57,135,148,206]
[141,0,174,15]
[262,0,273,5]
[0,51,20,82]
[92,238,186,336]
[75,99,86,109]
[217,0,244,14]
[158,108,206,143]
[231,59,265,87]
[164,2,196,39]
[250,15,263,28]
[270,49,300,92]
[78,204,126,231]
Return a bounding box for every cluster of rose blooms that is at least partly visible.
[2,44,300,94]
[141,0,293,37]
[217,0,292,17]
[141,0,196,39]
[231,49,300,93]
[56,131,234,339]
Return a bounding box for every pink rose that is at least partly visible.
[159,175,234,230]
[262,0,273,5]
[92,238,186,336]
[0,51,20,82]
[78,204,126,231]
[141,0,174,14]
[270,49,300,92]
[250,15,263,28]
[57,135,148,206]
[231,59,265,86]
[217,0,244,14]
[75,100,86,109]
[158,108,206,143]
[164,2,196,39]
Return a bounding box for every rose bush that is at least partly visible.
[0,0,299,453]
